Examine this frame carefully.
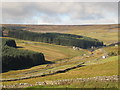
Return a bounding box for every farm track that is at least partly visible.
[1,62,85,82]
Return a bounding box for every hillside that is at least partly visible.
[1,24,119,88]
[1,37,119,88]
[3,29,104,49]
[2,24,118,45]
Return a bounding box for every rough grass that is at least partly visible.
[4,37,86,61]
[27,81,118,88]
[1,37,88,80]
[65,25,118,45]
[1,24,119,88]
[2,41,118,87]
[3,24,118,45]
[2,56,118,86]
[30,57,118,81]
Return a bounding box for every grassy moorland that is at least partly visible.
[4,37,86,61]
[1,24,119,88]
[1,37,87,79]
[2,24,118,45]
[2,55,118,88]
[2,38,118,88]
[66,25,118,45]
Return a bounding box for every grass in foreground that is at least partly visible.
[27,81,118,88]
[2,56,118,85]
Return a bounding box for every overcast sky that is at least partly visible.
[1,2,118,25]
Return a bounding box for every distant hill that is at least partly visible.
[1,24,119,45]
[2,28,104,49]
[1,24,118,33]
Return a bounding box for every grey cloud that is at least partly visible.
[2,2,118,24]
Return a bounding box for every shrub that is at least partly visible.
[2,38,16,47]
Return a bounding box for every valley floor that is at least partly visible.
[1,24,119,88]
[1,37,119,88]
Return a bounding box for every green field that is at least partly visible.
[2,37,87,80]
[1,24,119,88]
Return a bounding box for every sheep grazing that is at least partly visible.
[72,46,80,50]
[102,56,106,59]
[115,44,118,47]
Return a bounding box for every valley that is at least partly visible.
[1,24,119,88]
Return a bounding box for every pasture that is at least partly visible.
[1,24,119,88]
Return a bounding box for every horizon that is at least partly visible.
[1,23,118,26]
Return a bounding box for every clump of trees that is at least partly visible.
[1,38,45,72]
[6,29,103,49]
[2,38,16,47]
